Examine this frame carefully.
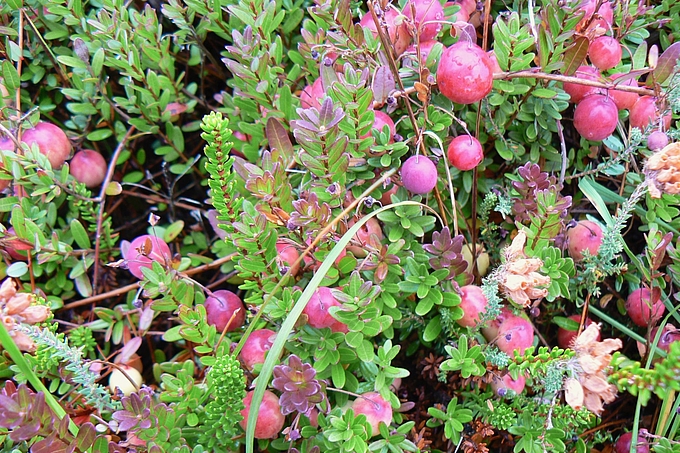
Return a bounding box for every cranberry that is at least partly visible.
[588,36,622,70]
[240,390,285,439]
[566,220,603,261]
[352,392,393,437]
[300,77,325,109]
[614,431,649,453]
[401,155,438,194]
[630,96,672,131]
[609,73,639,110]
[456,285,488,327]
[124,235,172,279]
[496,313,534,356]
[204,290,246,332]
[239,329,276,371]
[447,135,484,171]
[625,287,664,327]
[302,287,348,333]
[573,94,619,141]
[563,66,602,104]
[70,150,108,188]
[20,122,72,169]
[437,41,494,105]
[557,314,597,349]
[359,8,411,55]
[404,0,445,41]
[647,131,670,151]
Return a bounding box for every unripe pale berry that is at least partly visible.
[404,0,445,41]
[239,329,276,370]
[647,131,670,151]
[630,96,672,131]
[302,287,348,333]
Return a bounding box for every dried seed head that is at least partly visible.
[5,293,32,316]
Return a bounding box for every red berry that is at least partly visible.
[239,329,276,370]
[401,155,438,194]
[359,8,411,56]
[20,122,72,169]
[124,235,172,279]
[577,0,613,31]
[457,285,488,327]
[2,227,32,261]
[625,287,664,327]
[566,220,603,261]
[573,94,618,141]
[205,290,246,332]
[496,313,534,356]
[447,135,484,171]
[647,131,670,151]
[240,390,285,439]
[630,96,672,131]
[362,110,396,142]
[487,50,502,73]
[437,41,494,105]
[639,324,680,357]
[609,73,639,110]
[614,431,649,453]
[352,392,393,437]
[404,0,445,41]
[276,241,301,276]
[70,150,108,188]
[589,36,622,70]
[302,287,348,333]
[557,314,597,349]
[563,66,602,104]
[490,373,526,397]
[300,77,325,109]
[444,2,470,22]
[405,40,441,67]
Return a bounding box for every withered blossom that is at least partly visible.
[645,142,680,198]
[564,323,622,415]
[0,279,52,352]
[497,231,551,308]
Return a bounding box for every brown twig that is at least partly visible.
[92,127,136,295]
[494,70,657,96]
[61,253,237,310]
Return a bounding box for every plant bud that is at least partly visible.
[11,330,36,352]
[5,293,32,315]
[21,305,50,324]
[0,279,17,301]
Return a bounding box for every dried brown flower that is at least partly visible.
[497,231,551,308]
[0,279,51,352]
[564,323,621,415]
[645,143,680,198]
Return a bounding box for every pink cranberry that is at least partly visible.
[124,235,172,279]
[20,122,72,169]
[204,290,246,332]
[70,150,108,188]
[352,392,393,437]
[239,329,276,371]
[240,390,285,439]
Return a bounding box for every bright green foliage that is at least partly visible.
[198,350,246,451]
[427,397,473,444]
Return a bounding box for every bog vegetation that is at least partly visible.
[0,0,680,452]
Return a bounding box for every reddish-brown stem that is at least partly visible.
[92,127,135,296]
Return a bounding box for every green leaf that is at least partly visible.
[632,41,648,70]
[1,60,20,91]
[163,220,184,242]
[532,88,557,99]
[423,317,442,342]
[56,55,88,69]
[6,262,28,277]
[0,196,18,212]
[86,128,113,141]
[70,219,91,249]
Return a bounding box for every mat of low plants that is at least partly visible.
[0,0,679,452]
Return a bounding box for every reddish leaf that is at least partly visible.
[652,42,680,85]
[562,37,590,76]
[372,66,394,105]
[266,117,293,165]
